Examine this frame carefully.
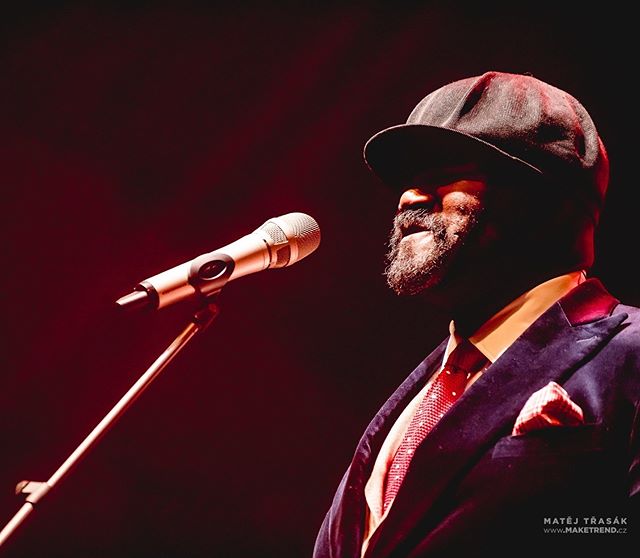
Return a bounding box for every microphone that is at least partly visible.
[116,212,321,311]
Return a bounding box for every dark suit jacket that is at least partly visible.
[313,279,640,557]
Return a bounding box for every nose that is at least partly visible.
[398,188,437,212]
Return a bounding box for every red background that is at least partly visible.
[0,3,637,557]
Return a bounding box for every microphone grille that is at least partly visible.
[259,212,321,267]
[279,212,321,262]
[260,221,292,266]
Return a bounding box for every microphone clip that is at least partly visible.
[188,252,235,300]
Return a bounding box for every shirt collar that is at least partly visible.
[445,271,586,364]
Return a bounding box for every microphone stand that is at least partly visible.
[0,299,221,550]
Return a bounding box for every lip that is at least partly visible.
[400,229,434,246]
[401,224,431,237]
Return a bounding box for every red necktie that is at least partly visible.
[382,339,489,513]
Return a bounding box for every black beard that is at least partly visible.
[384,208,480,295]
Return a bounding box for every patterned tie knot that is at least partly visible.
[445,339,489,377]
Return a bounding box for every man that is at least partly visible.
[313,71,640,557]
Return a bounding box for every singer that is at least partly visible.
[313,72,640,557]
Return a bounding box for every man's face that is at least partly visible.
[384,164,489,295]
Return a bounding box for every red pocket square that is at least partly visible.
[512,381,584,436]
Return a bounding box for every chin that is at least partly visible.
[385,265,448,297]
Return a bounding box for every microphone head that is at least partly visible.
[258,212,321,267]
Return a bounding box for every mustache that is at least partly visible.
[391,208,447,239]
[386,209,448,265]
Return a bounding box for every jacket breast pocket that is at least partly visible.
[491,423,605,459]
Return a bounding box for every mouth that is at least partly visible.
[401,224,430,237]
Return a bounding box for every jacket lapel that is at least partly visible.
[328,338,448,558]
[366,279,626,558]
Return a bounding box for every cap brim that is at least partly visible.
[363,124,543,189]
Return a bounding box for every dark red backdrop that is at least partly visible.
[0,3,636,557]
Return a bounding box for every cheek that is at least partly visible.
[442,191,485,215]
[442,193,485,232]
